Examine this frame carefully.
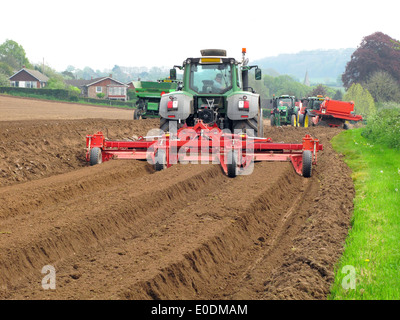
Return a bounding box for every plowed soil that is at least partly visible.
[0,96,354,300]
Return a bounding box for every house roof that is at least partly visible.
[9,68,49,82]
[66,77,127,88]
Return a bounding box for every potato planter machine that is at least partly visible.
[86,121,323,178]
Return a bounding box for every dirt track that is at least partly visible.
[0,96,354,300]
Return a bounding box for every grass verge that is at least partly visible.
[329,128,400,299]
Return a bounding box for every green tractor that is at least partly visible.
[158,49,263,136]
[133,79,179,119]
[269,94,299,127]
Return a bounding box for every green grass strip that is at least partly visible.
[329,128,400,299]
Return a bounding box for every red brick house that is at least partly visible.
[9,67,49,88]
[66,76,128,101]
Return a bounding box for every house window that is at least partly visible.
[96,86,102,93]
[109,87,126,96]
[26,81,35,88]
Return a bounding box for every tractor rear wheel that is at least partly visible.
[291,114,297,127]
[298,113,309,128]
[226,150,237,178]
[89,147,102,166]
[302,150,312,178]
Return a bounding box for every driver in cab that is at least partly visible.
[213,73,225,90]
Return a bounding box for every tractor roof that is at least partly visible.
[201,49,226,57]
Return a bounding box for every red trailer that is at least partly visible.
[311,98,363,128]
[298,96,363,129]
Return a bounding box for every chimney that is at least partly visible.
[109,74,112,78]
[22,65,26,69]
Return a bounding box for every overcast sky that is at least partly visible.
[1,0,399,71]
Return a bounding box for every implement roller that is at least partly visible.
[86,121,323,178]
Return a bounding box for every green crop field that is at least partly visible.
[329,128,400,299]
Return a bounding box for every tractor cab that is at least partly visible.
[273,95,294,111]
[270,94,298,127]
[159,49,264,136]
[302,95,325,110]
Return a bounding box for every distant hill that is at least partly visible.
[251,48,355,85]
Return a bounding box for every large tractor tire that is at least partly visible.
[89,147,102,166]
[291,114,297,127]
[226,150,237,178]
[298,113,310,128]
[302,150,312,178]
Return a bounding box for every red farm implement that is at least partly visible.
[298,96,363,129]
[86,121,323,178]
[311,98,363,128]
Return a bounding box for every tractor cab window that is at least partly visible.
[279,99,292,108]
[312,101,323,109]
[190,63,232,94]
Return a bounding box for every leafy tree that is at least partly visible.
[343,83,376,118]
[0,39,31,70]
[333,89,343,101]
[363,70,400,103]
[66,65,76,73]
[97,92,105,99]
[0,61,14,76]
[81,67,97,80]
[61,70,75,80]
[307,84,327,97]
[342,32,400,89]
[0,72,9,86]
[46,77,67,89]
[67,85,81,101]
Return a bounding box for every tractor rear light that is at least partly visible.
[161,91,166,96]
[168,115,176,118]
[241,115,248,118]
[238,100,249,110]
[167,100,178,110]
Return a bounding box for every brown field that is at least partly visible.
[0,95,353,299]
